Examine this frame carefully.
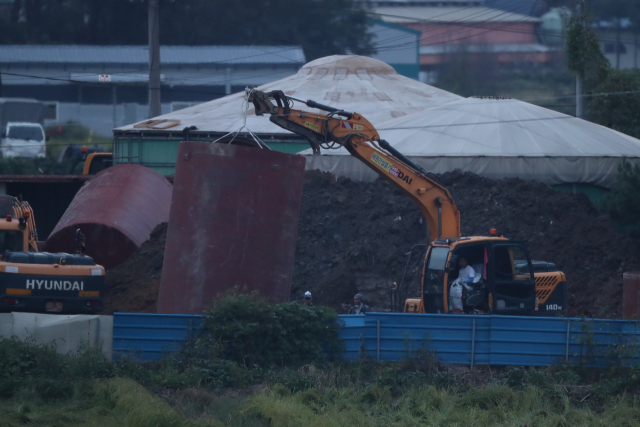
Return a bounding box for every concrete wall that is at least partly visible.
[0,312,113,360]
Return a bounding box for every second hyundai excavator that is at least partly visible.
[0,196,105,314]
[249,88,566,315]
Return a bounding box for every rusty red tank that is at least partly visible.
[44,164,172,270]
[156,141,305,314]
[623,271,640,319]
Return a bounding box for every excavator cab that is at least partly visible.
[413,238,541,315]
[483,241,537,313]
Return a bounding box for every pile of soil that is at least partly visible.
[293,171,429,311]
[441,172,640,318]
[101,223,167,314]
[103,170,640,318]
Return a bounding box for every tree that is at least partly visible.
[565,4,610,90]
[590,0,640,69]
[0,0,373,61]
[560,1,640,137]
[605,160,640,238]
[545,0,640,70]
[590,69,640,138]
[160,0,373,60]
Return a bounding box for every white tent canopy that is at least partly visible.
[115,55,461,136]
[304,97,640,188]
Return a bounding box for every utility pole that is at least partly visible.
[148,0,162,118]
[0,70,3,98]
[576,0,586,119]
[615,17,621,69]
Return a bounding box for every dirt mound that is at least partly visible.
[100,223,167,314]
[293,171,640,317]
[293,171,428,311]
[440,171,639,318]
[103,170,640,318]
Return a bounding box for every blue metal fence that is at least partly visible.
[113,313,202,361]
[113,312,640,366]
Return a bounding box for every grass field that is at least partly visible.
[2,295,640,427]
[0,378,224,427]
[3,378,640,427]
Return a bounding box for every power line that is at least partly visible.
[0,0,547,77]
[0,5,633,105]
[0,2,587,88]
[4,65,640,116]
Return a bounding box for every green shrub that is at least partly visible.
[590,69,640,139]
[95,378,224,427]
[115,357,152,384]
[605,160,640,237]
[68,343,115,379]
[502,367,550,389]
[0,337,72,398]
[47,121,92,141]
[460,384,515,410]
[198,292,343,368]
[265,369,316,393]
[183,358,251,389]
[549,363,582,385]
[0,156,76,175]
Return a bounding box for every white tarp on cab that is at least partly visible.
[303,97,640,188]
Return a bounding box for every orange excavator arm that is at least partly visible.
[249,89,461,241]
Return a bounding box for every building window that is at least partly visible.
[44,103,58,121]
[83,86,112,104]
[604,43,627,54]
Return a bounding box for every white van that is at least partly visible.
[0,122,47,158]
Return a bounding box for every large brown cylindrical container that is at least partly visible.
[44,164,172,269]
[157,141,305,314]
[623,271,640,319]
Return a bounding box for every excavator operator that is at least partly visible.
[457,257,475,285]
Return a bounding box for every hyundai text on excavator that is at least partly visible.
[249,88,566,315]
[0,196,105,314]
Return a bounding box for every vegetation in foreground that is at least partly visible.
[606,159,640,237]
[2,293,640,426]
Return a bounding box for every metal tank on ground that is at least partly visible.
[156,141,305,314]
[44,164,172,270]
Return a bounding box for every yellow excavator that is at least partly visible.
[249,89,566,315]
[0,196,105,314]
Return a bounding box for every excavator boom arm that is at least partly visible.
[249,89,461,240]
